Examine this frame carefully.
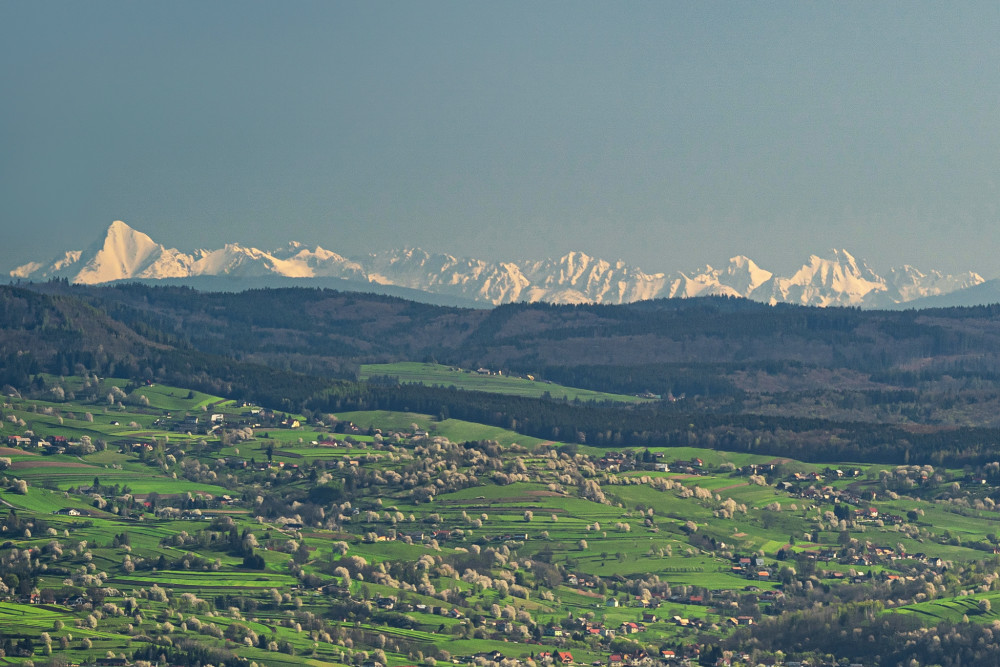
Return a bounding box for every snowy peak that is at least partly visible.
[519,252,667,304]
[721,256,773,295]
[883,265,985,304]
[760,249,887,307]
[10,220,189,284]
[366,248,532,304]
[74,220,179,283]
[10,251,82,280]
[190,244,276,277]
[282,246,365,278]
[665,256,775,300]
[270,241,308,259]
[6,220,989,309]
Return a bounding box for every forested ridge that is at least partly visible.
[6,281,1000,465]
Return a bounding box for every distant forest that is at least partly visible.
[5,280,1000,466]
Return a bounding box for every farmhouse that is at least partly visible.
[53,508,89,517]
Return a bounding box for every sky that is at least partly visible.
[3,1,1000,278]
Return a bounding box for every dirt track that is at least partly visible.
[0,447,36,456]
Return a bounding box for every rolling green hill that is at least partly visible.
[1,378,1000,665]
[360,362,651,403]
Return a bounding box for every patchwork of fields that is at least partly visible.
[2,376,1000,666]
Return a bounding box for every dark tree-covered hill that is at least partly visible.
[6,280,1000,464]
[21,280,1000,398]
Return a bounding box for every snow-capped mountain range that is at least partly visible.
[9,221,987,308]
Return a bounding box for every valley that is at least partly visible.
[3,373,1000,666]
[3,282,1000,665]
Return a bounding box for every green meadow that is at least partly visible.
[360,362,652,404]
[4,382,1000,666]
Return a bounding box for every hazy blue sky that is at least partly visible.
[3,2,999,277]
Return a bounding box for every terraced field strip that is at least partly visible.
[114,570,299,589]
[894,593,1000,624]
[357,623,440,643]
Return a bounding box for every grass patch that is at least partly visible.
[361,362,651,404]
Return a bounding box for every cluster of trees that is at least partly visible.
[130,640,253,667]
[729,602,1000,666]
[304,383,1000,466]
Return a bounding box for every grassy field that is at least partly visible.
[125,384,226,412]
[360,362,653,403]
[333,410,553,448]
[894,592,1000,624]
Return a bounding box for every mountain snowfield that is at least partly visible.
[9,220,986,308]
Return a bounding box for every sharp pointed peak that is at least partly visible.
[107,219,138,234]
[824,248,861,262]
[98,220,157,249]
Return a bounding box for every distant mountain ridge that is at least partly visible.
[9,220,987,308]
